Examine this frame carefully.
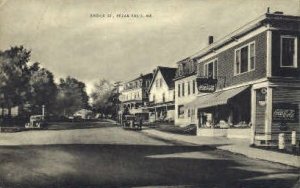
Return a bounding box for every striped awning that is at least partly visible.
[186,86,249,109]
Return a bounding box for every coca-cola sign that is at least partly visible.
[273,103,298,122]
[197,77,217,93]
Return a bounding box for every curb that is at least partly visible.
[142,129,300,168]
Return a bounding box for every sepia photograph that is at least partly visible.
[0,0,299,187]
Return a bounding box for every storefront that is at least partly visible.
[146,101,175,123]
[186,86,251,129]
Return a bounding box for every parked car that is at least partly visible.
[25,115,47,129]
[122,115,142,130]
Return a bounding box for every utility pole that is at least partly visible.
[42,105,45,119]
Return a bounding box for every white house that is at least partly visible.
[147,66,177,122]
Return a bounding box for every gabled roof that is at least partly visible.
[148,66,177,91]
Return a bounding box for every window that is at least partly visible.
[178,84,181,97]
[187,109,191,117]
[160,78,163,87]
[204,59,218,79]
[178,105,184,118]
[193,80,196,94]
[182,82,185,97]
[188,81,190,95]
[153,94,156,102]
[235,42,255,75]
[281,36,298,68]
[162,93,165,102]
[155,80,159,87]
[173,90,175,100]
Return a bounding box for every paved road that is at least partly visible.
[0,121,299,188]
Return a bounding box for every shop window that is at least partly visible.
[235,42,255,75]
[204,59,218,79]
[178,105,184,118]
[281,36,298,68]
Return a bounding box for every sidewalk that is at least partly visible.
[142,129,300,168]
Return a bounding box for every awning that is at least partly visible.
[185,86,249,109]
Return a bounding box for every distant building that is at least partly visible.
[0,106,20,117]
[146,66,177,122]
[120,73,153,114]
[73,109,93,119]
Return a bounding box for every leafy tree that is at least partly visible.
[0,46,31,116]
[56,76,89,116]
[91,79,120,118]
[27,62,57,115]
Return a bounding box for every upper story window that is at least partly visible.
[155,80,159,87]
[160,78,163,87]
[192,80,196,94]
[234,42,255,75]
[187,81,190,95]
[182,82,185,97]
[153,94,156,102]
[178,84,181,97]
[173,90,175,100]
[204,59,218,79]
[162,93,165,102]
[145,80,149,87]
[281,36,298,68]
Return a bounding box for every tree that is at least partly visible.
[91,79,120,118]
[27,62,58,115]
[0,46,31,116]
[56,76,89,116]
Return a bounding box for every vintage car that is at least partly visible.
[122,114,144,130]
[25,115,47,129]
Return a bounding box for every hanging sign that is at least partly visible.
[196,77,217,93]
[273,103,298,122]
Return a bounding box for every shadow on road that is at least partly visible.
[0,144,298,188]
[45,121,118,131]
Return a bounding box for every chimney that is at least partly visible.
[208,36,214,45]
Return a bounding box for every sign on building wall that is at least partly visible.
[272,103,299,122]
[196,78,217,93]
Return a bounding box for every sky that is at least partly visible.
[0,0,299,94]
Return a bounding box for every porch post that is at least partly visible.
[250,88,256,145]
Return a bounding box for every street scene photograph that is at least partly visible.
[0,0,299,187]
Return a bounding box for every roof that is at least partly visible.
[148,66,177,91]
[185,86,249,109]
[126,72,153,83]
[190,13,300,60]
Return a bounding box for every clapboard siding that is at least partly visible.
[255,90,266,134]
[271,87,300,140]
